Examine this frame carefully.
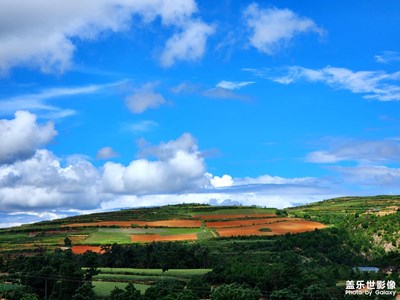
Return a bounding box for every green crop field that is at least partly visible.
[83,231,132,244]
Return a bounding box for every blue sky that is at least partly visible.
[1,0,400,227]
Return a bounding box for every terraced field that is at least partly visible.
[0,205,327,254]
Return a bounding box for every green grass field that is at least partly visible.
[94,273,178,282]
[83,231,132,244]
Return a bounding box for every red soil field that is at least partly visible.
[130,233,198,242]
[71,245,104,254]
[206,217,296,228]
[265,220,326,234]
[194,213,276,219]
[64,219,202,228]
[215,220,326,237]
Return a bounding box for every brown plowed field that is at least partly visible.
[206,217,296,228]
[64,219,202,228]
[130,233,198,242]
[194,213,276,219]
[266,220,326,234]
[71,245,103,254]
[215,220,326,237]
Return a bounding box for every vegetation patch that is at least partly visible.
[92,281,150,297]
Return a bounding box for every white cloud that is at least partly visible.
[0,81,125,118]
[125,83,167,114]
[333,165,400,188]
[233,174,317,186]
[161,21,215,67]
[216,80,255,90]
[203,87,250,101]
[0,149,100,210]
[307,151,341,163]
[243,3,323,55]
[307,139,400,163]
[375,51,400,64]
[0,0,208,73]
[172,81,250,101]
[102,133,206,194]
[0,129,347,226]
[271,66,400,101]
[208,174,234,188]
[128,120,158,133]
[0,111,57,164]
[96,147,119,160]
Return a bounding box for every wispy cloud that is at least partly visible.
[375,51,400,64]
[216,80,255,90]
[306,138,400,164]
[172,81,251,101]
[128,120,159,133]
[243,3,324,55]
[264,65,400,101]
[332,165,400,188]
[0,81,125,118]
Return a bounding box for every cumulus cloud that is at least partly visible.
[271,65,400,101]
[125,83,167,114]
[0,0,211,73]
[160,21,215,67]
[102,133,206,194]
[0,111,57,164]
[243,3,323,54]
[307,139,400,163]
[0,149,100,211]
[96,147,118,160]
[209,174,234,188]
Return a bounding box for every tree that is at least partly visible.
[64,237,72,247]
[210,283,261,300]
[270,288,299,300]
[110,283,142,299]
[110,286,125,299]
[187,276,211,299]
[72,282,96,300]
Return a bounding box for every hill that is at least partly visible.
[1,196,399,299]
[0,204,325,254]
